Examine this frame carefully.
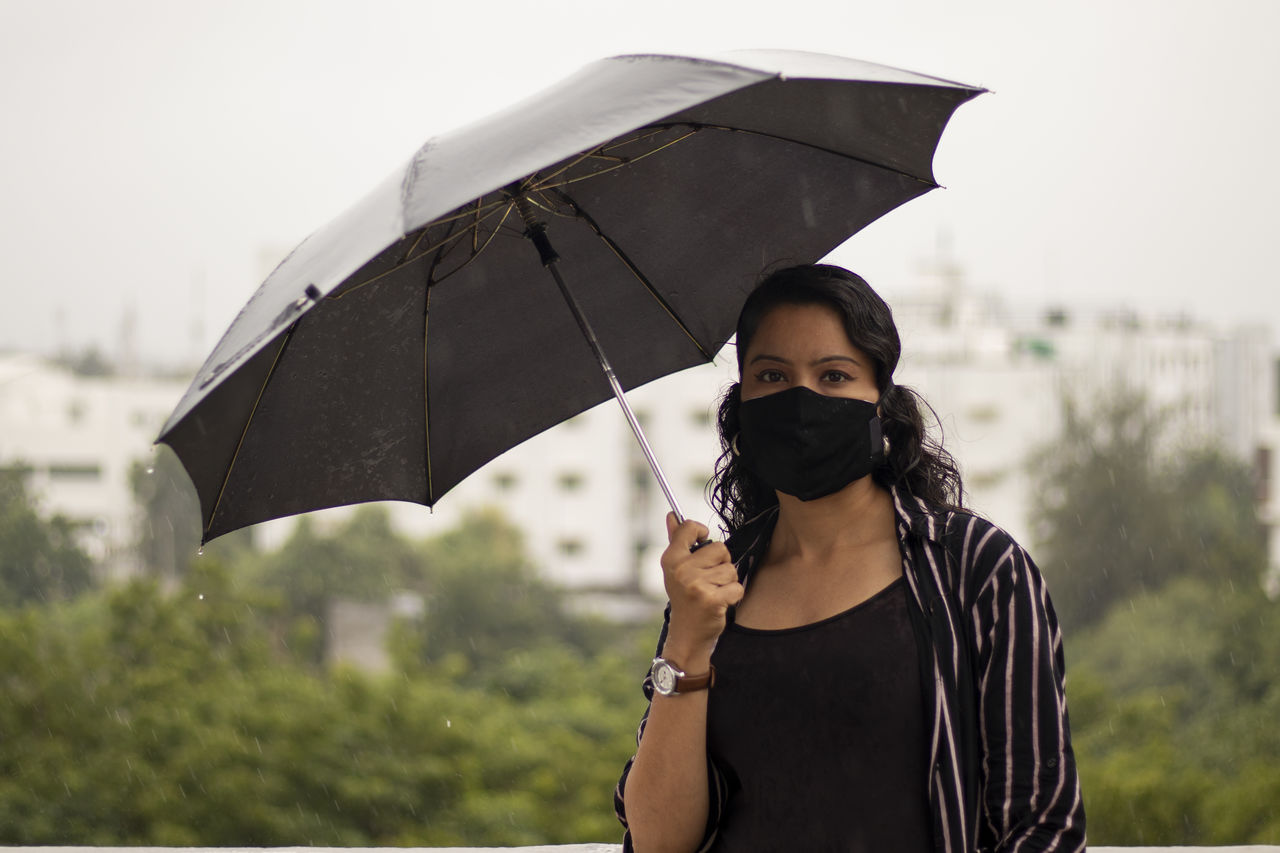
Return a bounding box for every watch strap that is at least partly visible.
[652,656,716,695]
[676,665,715,693]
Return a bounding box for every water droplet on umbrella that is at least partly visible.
[197,547,204,556]
[446,719,452,728]
[145,466,155,475]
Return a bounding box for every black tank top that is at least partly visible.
[705,577,933,852]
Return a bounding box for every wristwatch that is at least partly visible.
[649,656,715,696]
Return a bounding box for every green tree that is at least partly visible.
[396,508,616,674]
[0,551,653,846]
[245,504,429,664]
[1069,577,1280,845]
[0,501,658,845]
[1030,390,1267,630]
[0,467,94,607]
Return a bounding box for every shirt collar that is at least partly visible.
[890,484,946,544]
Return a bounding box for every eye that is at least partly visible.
[755,369,787,383]
[821,369,852,383]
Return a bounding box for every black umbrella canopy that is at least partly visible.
[159,50,984,543]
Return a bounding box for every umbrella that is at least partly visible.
[159,50,983,543]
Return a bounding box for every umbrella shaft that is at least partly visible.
[543,260,688,525]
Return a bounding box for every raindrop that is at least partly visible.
[446,719,452,728]
[145,466,155,475]
[198,594,205,601]
[197,547,204,556]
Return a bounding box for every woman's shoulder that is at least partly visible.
[938,507,1024,554]
[896,492,1021,554]
[935,506,1052,604]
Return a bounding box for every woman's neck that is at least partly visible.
[768,477,896,564]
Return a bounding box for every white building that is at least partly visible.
[890,274,1276,577]
[6,271,1277,602]
[0,353,188,578]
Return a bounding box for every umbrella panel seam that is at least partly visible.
[204,325,297,541]
[549,186,715,363]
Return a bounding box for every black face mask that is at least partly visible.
[737,385,883,501]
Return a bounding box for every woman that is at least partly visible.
[614,265,1085,852]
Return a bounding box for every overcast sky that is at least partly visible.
[2,0,1278,367]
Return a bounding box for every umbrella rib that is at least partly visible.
[330,203,513,300]
[531,127,675,188]
[550,187,715,362]
[422,278,434,504]
[649,121,940,187]
[405,199,506,262]
[532,129,701,194]
[527,190,579,221]
[426,202,517,286]
[331,125,700,303]
[204,324,297,540]
[416,199,518,501]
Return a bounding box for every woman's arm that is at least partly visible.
[616,515,743,853]
[970,531,1086,852]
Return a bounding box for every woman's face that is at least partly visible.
[740,302,879,404]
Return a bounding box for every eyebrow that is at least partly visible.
[748,354,865,368]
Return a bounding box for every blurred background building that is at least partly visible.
[3,259,1278,602]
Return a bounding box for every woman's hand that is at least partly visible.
[660,513,744,668]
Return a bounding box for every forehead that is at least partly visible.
[743,302,862,359]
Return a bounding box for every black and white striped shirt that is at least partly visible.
[615,488,1086,852]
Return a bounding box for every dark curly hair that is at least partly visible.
[709,264,965,532]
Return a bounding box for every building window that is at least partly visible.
[557,471,585,491]
[689,408,713,429]
[967,404,1000,424]
[556,537,585,557]
[631,464,651,490]
[968,469,1007,490]
[48,463,103,481]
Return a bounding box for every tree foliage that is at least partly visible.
[243,505,424,664]
[1030,390,1267,630]
[1031,387,1280,845]
[0,467,94,607]
[0,528,654,845]
[1069,578,1280,844]
[403,508,617,672]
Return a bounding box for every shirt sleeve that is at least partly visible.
[613,605,729,853]
[968,528,1087,852]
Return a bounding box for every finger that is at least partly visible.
[667,518,710,549]
[684,562,738,590]
[719,581,745,607]
[682,540,731,569]
[665,512,679,539]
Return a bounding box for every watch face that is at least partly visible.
[653,662,677,695]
